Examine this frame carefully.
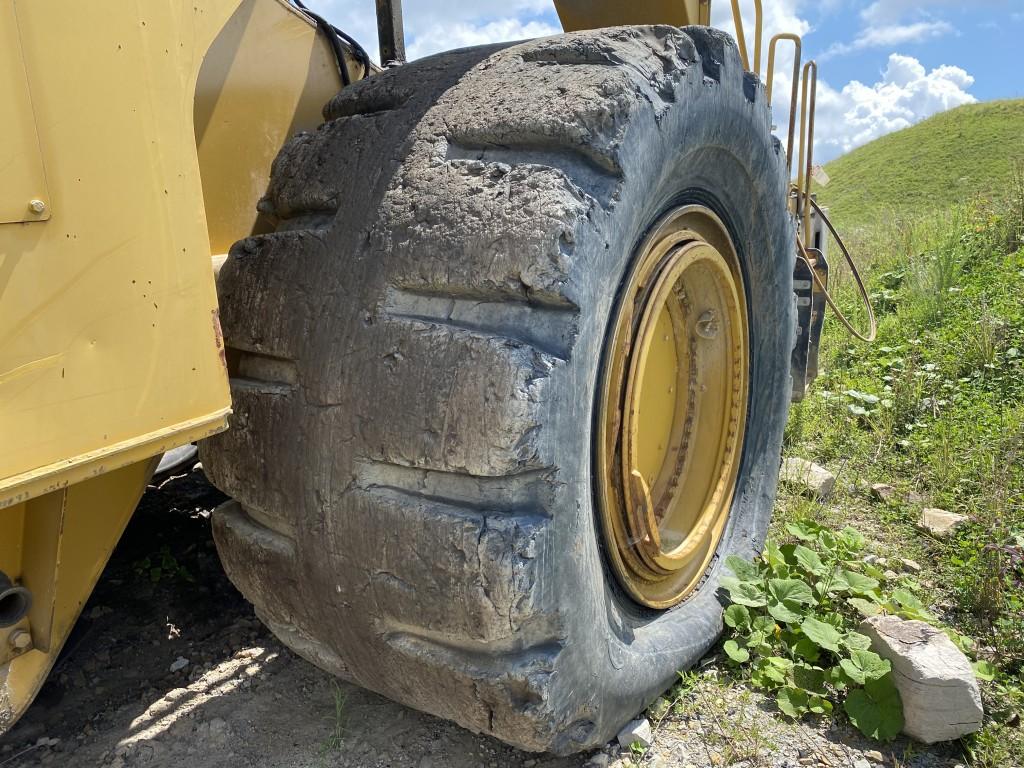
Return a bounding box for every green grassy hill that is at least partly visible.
[815,99,1024,224]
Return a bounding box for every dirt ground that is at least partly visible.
[0,468,966,768]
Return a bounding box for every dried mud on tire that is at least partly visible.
[203,24,791,754]
[0,468,585,768]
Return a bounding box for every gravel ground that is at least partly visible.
[0,468,967,768]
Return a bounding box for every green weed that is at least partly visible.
[718,519,946,741]
[319,683,348,762]
[775,177,1024,759]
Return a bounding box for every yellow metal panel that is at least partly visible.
[0,2,50,224]
[195,0,351,255]
[553,0,709,31]
[1,0,356,732]
[0,459,154,730]
[0,0,247,504]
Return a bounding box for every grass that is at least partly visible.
[318,683,348,764]
[814,99,1024,226]
[769,162,1024,764]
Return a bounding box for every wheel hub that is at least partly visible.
[597,205,749,609]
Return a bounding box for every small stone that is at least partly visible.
[169,657,189,673]
[709,752,724,766]
[864,554,880,564]
[780,458,835,498]
[864,750,885,762]
[522,760,537,768]
[870,483,896,502]
[917,508,968,537]
[861,615,983,743]
[898,558,922,573]
[615,718,653,749]
[883,570,899,581]
[854,760,871,768]
[586,754,610,767]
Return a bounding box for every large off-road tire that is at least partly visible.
[202,25,793,754]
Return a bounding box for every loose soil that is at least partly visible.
[0,469,964,768]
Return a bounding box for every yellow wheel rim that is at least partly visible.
[597,205,749,609]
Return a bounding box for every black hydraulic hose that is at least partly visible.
[290,0,371,86]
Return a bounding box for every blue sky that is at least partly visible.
[304,0,1021,162]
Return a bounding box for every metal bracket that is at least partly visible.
[790,204,830,401]
[375,0,405,66]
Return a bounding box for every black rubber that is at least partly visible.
[202,25,794,754]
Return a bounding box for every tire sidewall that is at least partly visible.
[539,56,794,750]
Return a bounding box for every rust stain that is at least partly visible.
[211,309,227,373]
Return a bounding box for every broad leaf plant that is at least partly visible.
[719,518,948,741]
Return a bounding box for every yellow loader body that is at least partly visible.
[0,0,351,728]
[2,0,814,740]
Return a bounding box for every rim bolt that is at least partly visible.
[696,309,719,339]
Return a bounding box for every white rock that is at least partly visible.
[870,483,896,502]
[917,508,968,537]
[586,753,611,767]
[780,458,835,498]
[898,558,922,573]
[169,657,189,673]
[853,760,871,768]
[860,615,982,743]
[616,718,653,749]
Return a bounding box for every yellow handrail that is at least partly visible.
[766,33,801,177]
[729,0,763,76]
[796,59,817,237]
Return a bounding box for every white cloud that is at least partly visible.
[853,19,953,47]
[821,1,956,59]
[406,18,559,60]
[813,53,976,161]
[707,2,977,164]
[304,0,556,62]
